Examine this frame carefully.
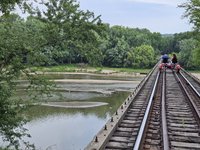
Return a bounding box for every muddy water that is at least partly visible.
[2,73,143,150]
[23,92,129,150]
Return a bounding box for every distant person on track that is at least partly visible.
[162,54,169,63]
[171,54,178,64]
[171,53,178,70]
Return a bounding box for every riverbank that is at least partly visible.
[31,64,150,74]
[33,71,145,77]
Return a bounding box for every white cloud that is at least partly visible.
[127,0,184,6]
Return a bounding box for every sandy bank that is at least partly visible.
[34,71,146,77]
[41,101,108,108]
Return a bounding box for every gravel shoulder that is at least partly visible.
[192,73,200,80]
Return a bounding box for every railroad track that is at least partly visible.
[85,66,200,150]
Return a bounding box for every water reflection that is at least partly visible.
[24,113,109,150]
[24,92,129,150]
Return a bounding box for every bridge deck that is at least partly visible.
[85,65,200,150]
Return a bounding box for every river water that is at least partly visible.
[1,73,144,150]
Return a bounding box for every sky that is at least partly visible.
[77,0,192,34]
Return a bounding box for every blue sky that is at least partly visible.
[77,0,192,34]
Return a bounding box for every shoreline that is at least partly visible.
[54,79,141,84]
[32,71,147,77]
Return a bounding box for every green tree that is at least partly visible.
[0,13,53,149]
[180,0,200,65]
[101,25,167,67]
[0,0,22,14]
[178,38,198,68]
[193,43,200,66]
[34,0,104,66]
[159,35,174,54]
[103,36,129,67]
[0,0,32,15]
[130,45,156,68]
[180,0,200,31]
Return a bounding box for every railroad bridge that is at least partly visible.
[85,63,200,150]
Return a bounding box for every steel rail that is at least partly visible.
[180,71,200,98]
[161,71,169,150]
[175,73,200,120]
[181,68,200,84]
[133,71,160,150]
[85,62,160,150]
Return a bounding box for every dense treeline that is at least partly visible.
[1,0,199,69]
[1,0,200,149]
[2,15,198,69]
[162,32,200,69]
[0,14,199,69]
[1,13,161,68]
